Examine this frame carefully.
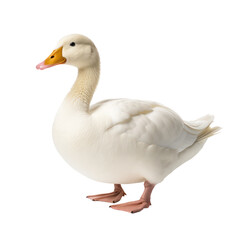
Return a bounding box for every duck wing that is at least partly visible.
[91,99,204,152]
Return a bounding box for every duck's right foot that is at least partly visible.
[86,184,126,203]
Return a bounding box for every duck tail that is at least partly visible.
[196,126,221,142]
[184,114,221,142]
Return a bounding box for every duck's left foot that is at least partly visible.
[110,199,151,213]
[110,181,155,213]
[86,184,126,203]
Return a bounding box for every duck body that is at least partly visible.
[53,97,211,185]
[37,34,220,213]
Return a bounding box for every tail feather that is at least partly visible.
[196,126,221,142]
[184,114,221,142]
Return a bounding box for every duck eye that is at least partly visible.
[70,42,76,47]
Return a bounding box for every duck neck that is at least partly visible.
[66,62,100,111]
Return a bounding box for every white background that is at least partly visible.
[0,0,239,239]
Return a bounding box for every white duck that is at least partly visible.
[36,34,220,213]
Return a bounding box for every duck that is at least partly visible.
[36,34,220,213]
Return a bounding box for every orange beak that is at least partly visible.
[36,46,66,70]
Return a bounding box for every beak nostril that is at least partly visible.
[50,56,54,59]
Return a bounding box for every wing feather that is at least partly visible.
[91,99,197,151]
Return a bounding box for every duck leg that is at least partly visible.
[87,184,126,203]
[110,181,155,213]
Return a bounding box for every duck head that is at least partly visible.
[36,34,99,70]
